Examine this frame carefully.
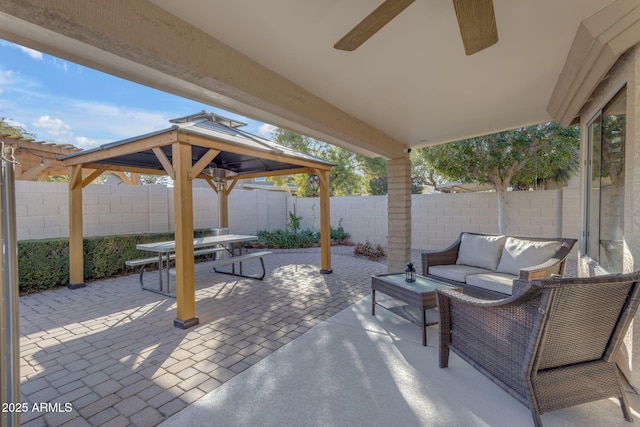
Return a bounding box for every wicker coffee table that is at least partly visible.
[371,273,459,346]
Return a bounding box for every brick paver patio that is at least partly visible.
[17,249,387,426]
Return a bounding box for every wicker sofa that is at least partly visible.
[421,232,576,298]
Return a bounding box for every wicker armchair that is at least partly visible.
[436,272,640,427]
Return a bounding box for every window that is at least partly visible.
[584,87,626,273]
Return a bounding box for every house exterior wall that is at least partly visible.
[577,45,640,388]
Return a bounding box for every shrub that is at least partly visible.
[17,229,213,294]
[256,229,319,249]
[353,240,386,260]
[257,224,351,249]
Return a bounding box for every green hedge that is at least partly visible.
[18,229,213,294]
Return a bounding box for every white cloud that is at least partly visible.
[257,123,276,138]
[32,115,73,141]
[74,136,101,149]
[0,69,16,84]
[19,46,43,60]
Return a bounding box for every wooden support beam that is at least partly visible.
[203,176,219,193]
[19,159,51,181]
[172,142,198,329]
[82,164,108,187]
[68,164,86,289]
[220,181,229,228]
[189,149,220,180]
[225,176,239,194]
[61,132,177,166]
[316,169,332,274]
[231,167,310,181]
[152,147,176,180]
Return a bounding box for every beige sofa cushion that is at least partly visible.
[496,237,562,276]
[466,272,518,295]
[456,233,507,271]
[429,265,493,283]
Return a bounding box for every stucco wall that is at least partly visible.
[576,46,640,389]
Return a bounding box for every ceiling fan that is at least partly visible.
[334,0,498,55]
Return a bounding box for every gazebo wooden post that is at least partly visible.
[68,164,86,289]
[172,142,198,329]
[316,169,332,274]
[220,180,229,228]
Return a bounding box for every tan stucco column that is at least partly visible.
[67,164,86,289]
[173,142,198,329]
[387,157,412,273]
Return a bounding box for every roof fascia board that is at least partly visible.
[548,0,640,126]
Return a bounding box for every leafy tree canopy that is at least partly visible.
[416,122,579,191]
[269,129,365,196]
[0,117,37,139]
[415,122,579,233]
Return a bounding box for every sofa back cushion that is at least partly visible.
[456,233,507,271]
[496,237,562,276]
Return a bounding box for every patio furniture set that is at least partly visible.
[126,234,272,297]
[371,232,640,427]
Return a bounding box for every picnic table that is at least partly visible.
[126,234,271,296]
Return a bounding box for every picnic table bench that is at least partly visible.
[125,234,271,297]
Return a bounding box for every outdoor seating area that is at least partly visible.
[437,271,640,427]
[422,232,577,298]
[126,234,272,297]
[16,249,640,426]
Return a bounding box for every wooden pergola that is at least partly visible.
[1,135,140,184]
[59,111,334,329]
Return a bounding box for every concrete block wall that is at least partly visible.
[292,188,579,251]
[16,181,579,250]
[16,181,288,241]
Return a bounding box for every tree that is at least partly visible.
[0,117,37,139]
[355,155,387,194]
[417,122,579,233]
[269,128,365,196]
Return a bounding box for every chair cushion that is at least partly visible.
[466,272,518,295]
[429,265,493,283]
[456,233,507,271]
[496,237,562,276]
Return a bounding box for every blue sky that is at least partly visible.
[0,39,276,149]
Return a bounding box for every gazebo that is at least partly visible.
[59,111,335,329]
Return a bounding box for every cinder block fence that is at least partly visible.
[16,181,579,251]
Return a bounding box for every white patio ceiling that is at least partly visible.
[0,0,635,158]
[147,0,612,146]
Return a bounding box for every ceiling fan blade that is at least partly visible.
[334,0,415,51]
[453,0,498,55]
